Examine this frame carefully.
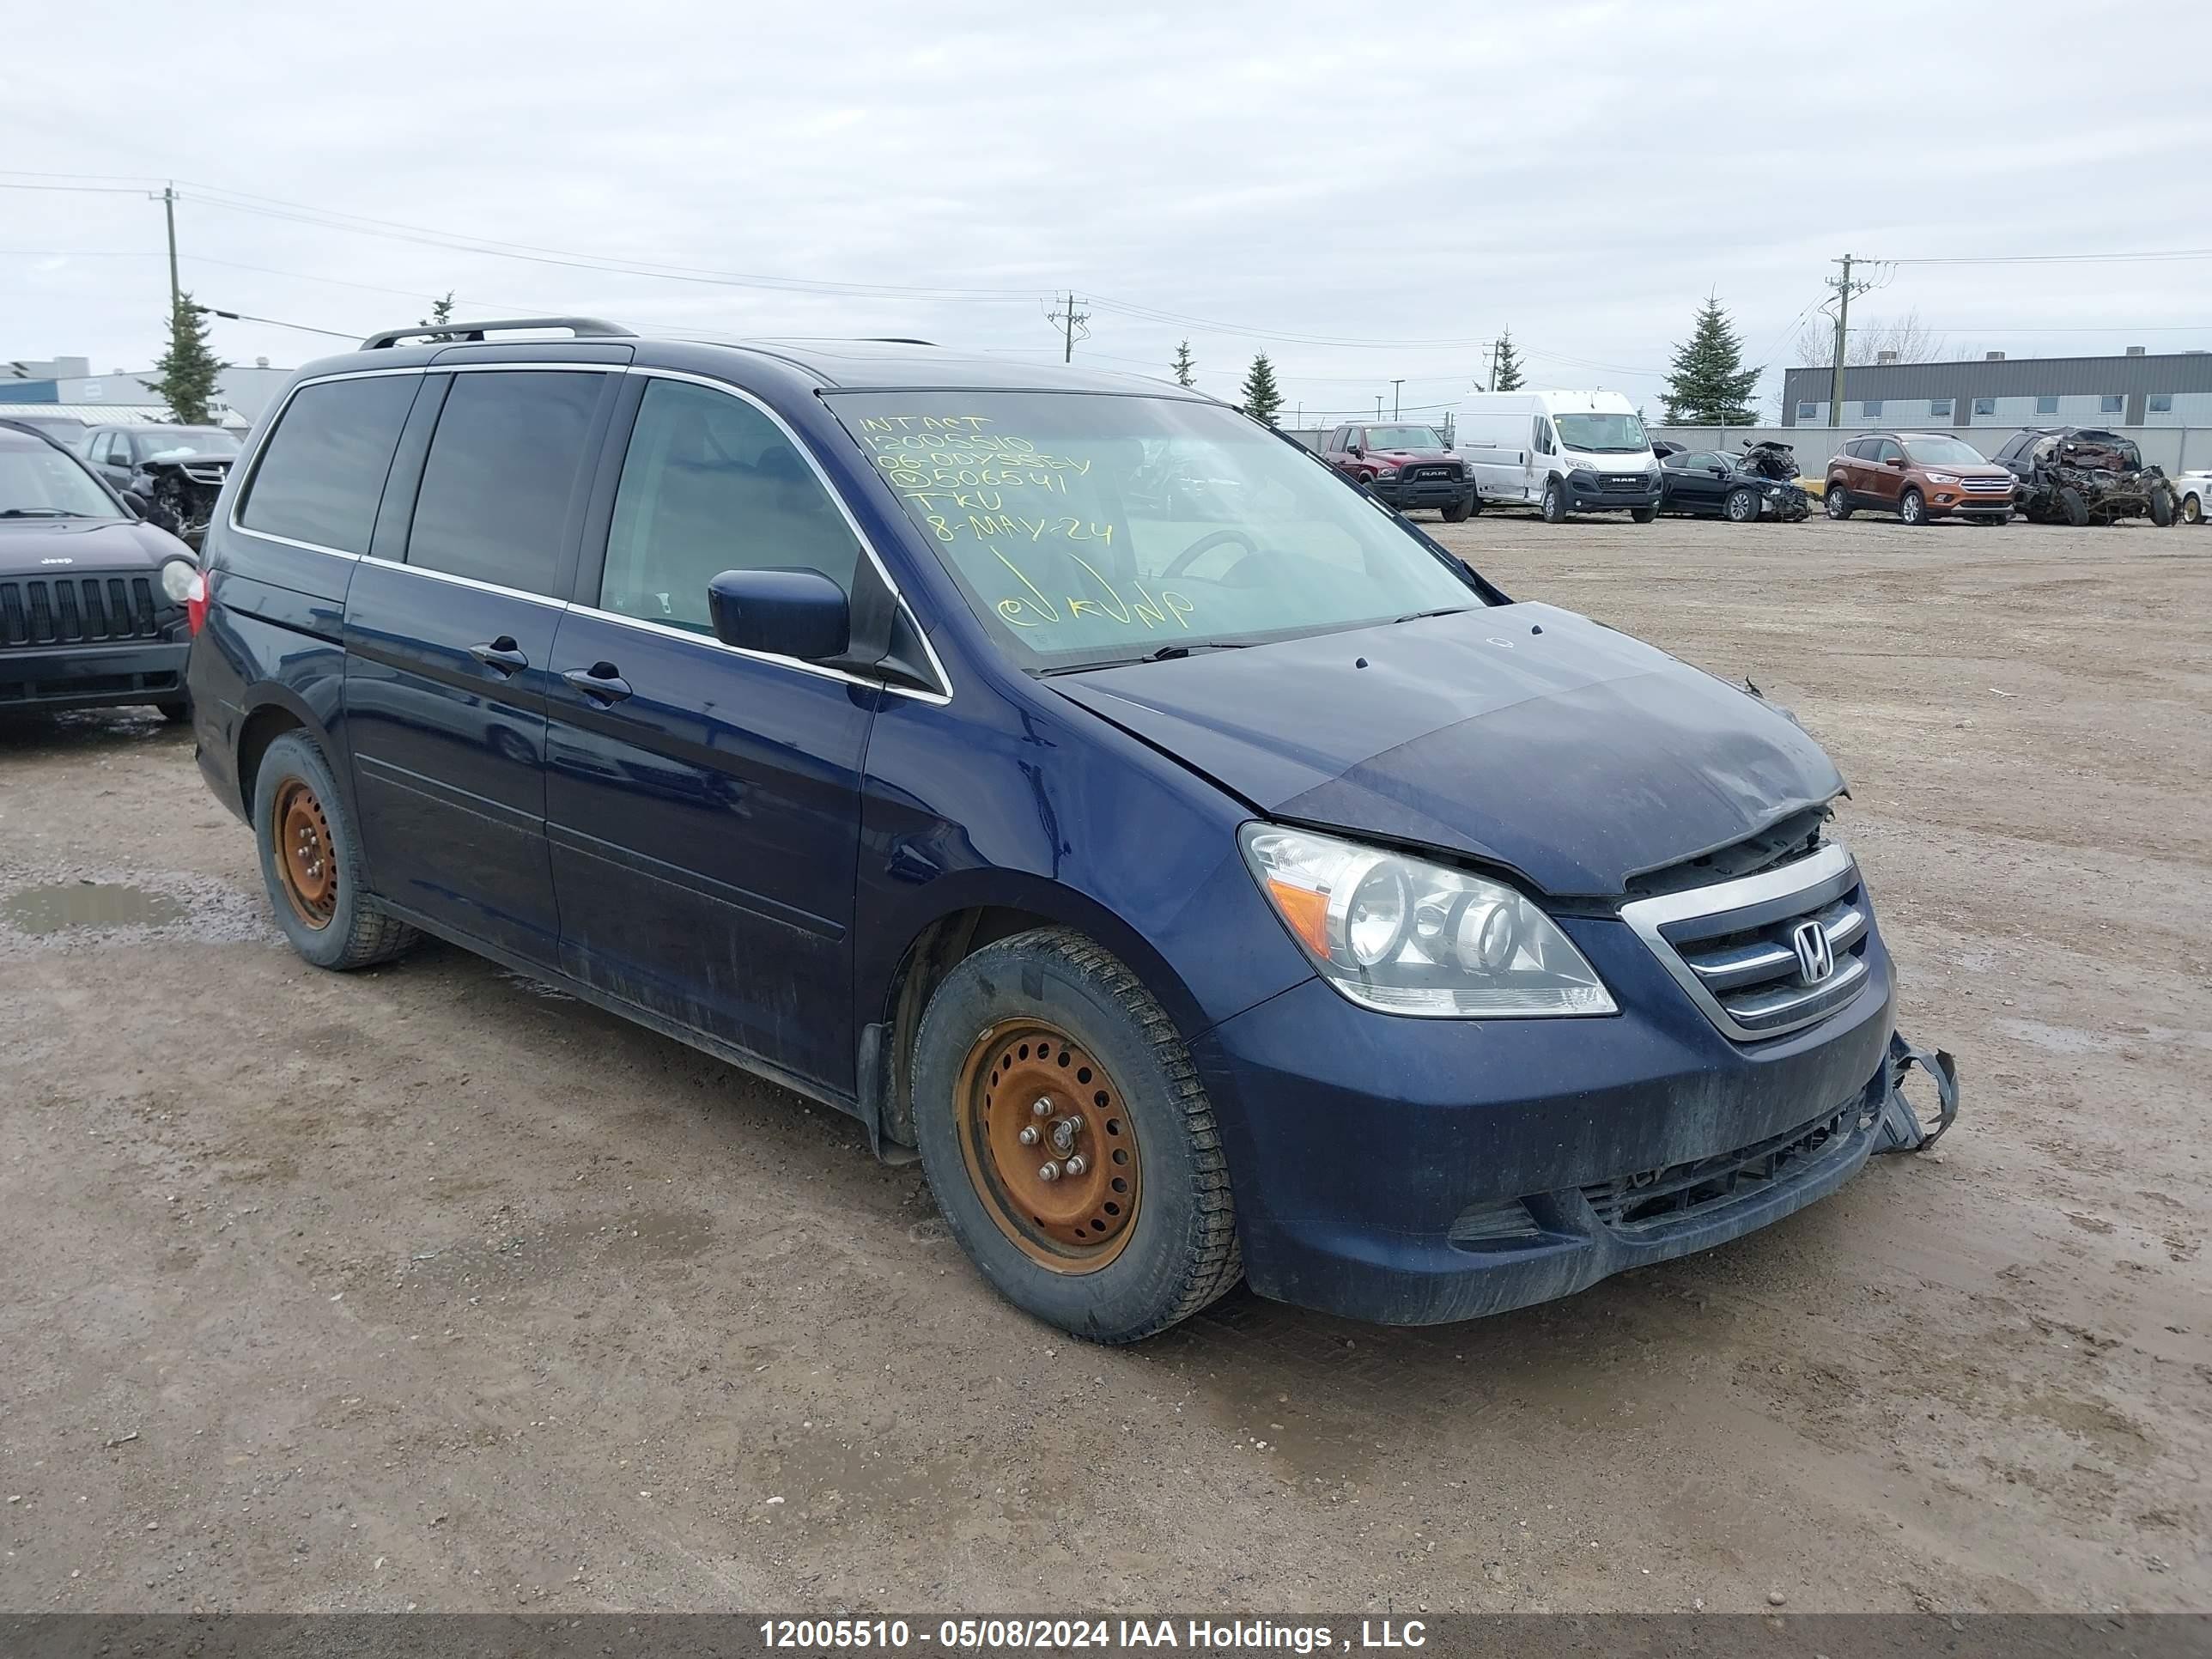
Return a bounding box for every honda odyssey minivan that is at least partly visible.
[186,319,1929,1342]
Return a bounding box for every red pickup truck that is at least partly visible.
[1321,422,1478,520]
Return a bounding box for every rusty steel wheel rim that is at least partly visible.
[273,776,337,929]
[955,1019,1141,1273]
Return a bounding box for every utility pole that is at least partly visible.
[1046,293,1090,363]
[160,182,180,312]
[1390,379,1404,420]
[1491,339,1503,395]
[1826,253,1874,428]
[1375,395,1383,421]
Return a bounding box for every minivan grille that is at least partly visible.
[1583,1103,1859,1231]
[0,574,164,648]
[1620,842,1871,1042]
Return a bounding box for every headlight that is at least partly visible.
[159,557,197,603]
[1924,471,1960,484]
[1238,824,1615,1018]
[1765,484,1782,497]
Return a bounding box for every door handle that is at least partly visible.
[562,664,633,704]
[470,636,529,675]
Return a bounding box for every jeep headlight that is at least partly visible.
[1239,824,1614,1018]
[159,556,197,603]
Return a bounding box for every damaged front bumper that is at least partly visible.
[1193,919,1960,1326]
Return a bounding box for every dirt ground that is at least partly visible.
[1,512,2206,1617]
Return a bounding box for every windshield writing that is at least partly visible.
[835,396,1483,668]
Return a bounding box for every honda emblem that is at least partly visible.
[1790,920,1835,985]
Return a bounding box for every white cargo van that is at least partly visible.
[1457,391,1662,523]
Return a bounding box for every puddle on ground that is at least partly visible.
[3,882,188,935]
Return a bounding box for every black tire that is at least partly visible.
[1540,480,1566,524]
[2183,492,2203,526]
[1630,506,1657,524]
[155,696,191,723]
[252,731,418,971]
[911,927,1241,1344]
[2059,485,2090,527]
[1724,487,1759,524]
[1440,495,1472,524]
[1899,487,1927,526]
[1825,482,1852,520]
[2148,483,2174,528]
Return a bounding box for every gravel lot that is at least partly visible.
[1,512,2205,1615]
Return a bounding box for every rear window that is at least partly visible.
[239,376,418,554]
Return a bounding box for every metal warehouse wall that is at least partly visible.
[1651,424,2211,475]
[1779,353,2212,429]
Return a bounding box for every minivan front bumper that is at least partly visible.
[1189,913,1896,1325]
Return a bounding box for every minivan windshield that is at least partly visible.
[1363,426,1448,452]
[1552,412,1649,454]
[0,433,119,519]
[1899,435,1990,468]
[830,392,1485,671]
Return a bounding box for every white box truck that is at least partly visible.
[1456,390,1662,523]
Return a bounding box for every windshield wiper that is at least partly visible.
[1392,605,1474,624]
[1037,640,1256,676]
[0,507,93,519]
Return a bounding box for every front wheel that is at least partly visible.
[155,696,191,723]
[1899,488,1927,526]
[1724,487,1759,523]
[1825,483,1853,520]
[1540,480,1567,523]
[2184,492,2204,526]
[1630,505,1657,524]
[2060,485,2090,527]
[911,928,1241,1343]
[1440,494,1472,524]
[2148,483,2175,528]
[252,732,418,971]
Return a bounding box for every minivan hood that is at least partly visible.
[1050,603,1843,899]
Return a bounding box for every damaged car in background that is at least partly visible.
[82,423,241,549]
[1994,427,2179,527]
[1657,447,1810,522]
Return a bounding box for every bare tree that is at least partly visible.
[1793,308,1947,368]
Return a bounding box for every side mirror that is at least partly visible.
[1708,465,1729,478]
[121,489,151,520]
[707,568,850,662]
[1887,455,1908,469]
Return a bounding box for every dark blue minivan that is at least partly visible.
[186,318,1918,1342]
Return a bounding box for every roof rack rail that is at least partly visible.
[865,337,937,346]
[359,317,638,350]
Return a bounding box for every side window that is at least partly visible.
[1531,416,1554,455]
[597,378,863,635]
[238,375,419,555]
[407,370,603,593]
[1875,439,1903,465]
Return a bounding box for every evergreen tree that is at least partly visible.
[1239,352,1283,426]
[419,290,457,342]
[147,293,225,427]
[1662,294,1762,425]
[1491,329,1525,392]
[1171,340,1196,388]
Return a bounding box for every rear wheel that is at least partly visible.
[252,732,418,971]
[1899,488,1927,526]
[1540,480,1566,523]
[2059,485,2090,527]
[1724,487,1759,524]
[1825,482,1853,520]
[912,927,1241,1343]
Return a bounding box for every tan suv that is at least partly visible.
[1824,431,2018,526]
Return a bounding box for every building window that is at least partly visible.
[2036,395,2059,415]
[1796,402,1816,422]
[1929,398,1953,421]
[1972,398,1996,417]
[2148,393,2173,414]
[2100,395,2124,414]
[1861,400,1882,418]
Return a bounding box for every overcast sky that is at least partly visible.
[8,0,2209,424]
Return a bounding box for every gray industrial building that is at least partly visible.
[1781,348,2212,430]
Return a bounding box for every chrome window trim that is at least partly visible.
[616,365,952,705]
[1619,842,1863,1042]
[224,361,954,707]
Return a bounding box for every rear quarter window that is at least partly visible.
[239,376,420,554]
